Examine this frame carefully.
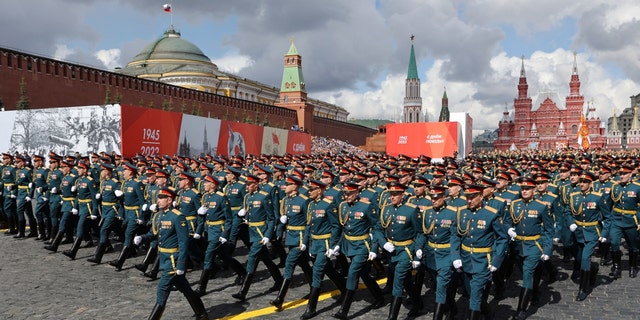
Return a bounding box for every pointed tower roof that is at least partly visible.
[501,103,511,122]
[438,87,450,122]
[280,38,306,93]
[287,40,299,55]
[407,35,419,79]
[611,108,620,132]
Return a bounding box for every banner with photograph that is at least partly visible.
[120,104,182,157]
[177,115,221,157]
[262,127,288,155]
[217,120,264,157]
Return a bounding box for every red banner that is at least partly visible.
[217,121,264,157]
[120,104,183,157]
[286,130,312,154]
[386,122,459,158]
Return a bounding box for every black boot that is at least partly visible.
[44,232,64,252]
[407,280,423,317]
[432,303,446,320]
[87,243,108,264]
[270,278,291,309]
[62,237,82,260]
[147,303,165,320]
[445,280,458,319]
[469,310,481,320]
[4,216,16,235]
[232,273,254,301]
[629,251,639,278]
[387,296,402,320]
[186,293,209,320]
[135,247,157,273]
[109,246,130,271]
[512,287,532,320]
[300,286,321,320]
[144,256,160,280]
[599,242,611,266]
[609,251,622,279]
[14,219,26,238]
[35,222,46,240]
[576,270,590,301]
[365,275,385,309]
[195,269,210,297]
[333,289,355,320]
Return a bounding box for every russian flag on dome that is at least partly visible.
[163,4,172,12]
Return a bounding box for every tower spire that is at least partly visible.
[569,51,581,96]
[403,35,422,123]
[438,87,450,122]
[517,55,528,99]
[611,107,620,132]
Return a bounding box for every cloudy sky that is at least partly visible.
[3,0,640,135]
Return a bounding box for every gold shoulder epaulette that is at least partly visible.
[172,208,182,215]
[592,191,603,197]
[570,191,581,197]
[322,198,332,204]
[360,198,371,204]
[546,192,557,198]
[406,203,417,208]
[216,191,225,197]
[485,206,498,214]
[300,194,309,200]
[259,190,269,196]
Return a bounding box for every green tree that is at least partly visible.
[262,113,270,127]
[16,77,30,110]
[114,92,122,104]
[104,87,112,105]
[224,108,230,120]
[162,99,173,111]
[180,102,187,113]
[255,111,261,126]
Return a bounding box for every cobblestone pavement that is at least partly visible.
[1,232,637,320]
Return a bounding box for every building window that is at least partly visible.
[571,125,578,135]
[520,126,525,137]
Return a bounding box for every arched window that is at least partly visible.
[520,126,525,137]
[571,125,578,134]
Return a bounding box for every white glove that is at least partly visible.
[326,249,333,257]
[71,186,77,192]
[6,186,11,191]
[489,265,498,272]
[416,249,423,259]
[60,200,63,205]
[25,196,31,202]
[219,237,227,244]
[10,194,16,199]
[28,182,33,188]
[90,215,98,220]
[42,197,47,201]
[368,251,377,260]
[508,227,517,239]
[142,203,147,211]
[333,245,340,254]
[383,242,395,253]
[149,204,157,211]
[134,236,142,245]
[176,269,185,276]
[197,206,208,215]
[37,187,42,193]
[114,190,123,197]
[453,259,462,269]
[553,238,560,244]
[95,193,101,200]
[599,237,607,243]
[541,254,550,261]
[71,208,78,215]
[569,224,578,232]
[411,261,421,269]
[261,237,270,245]
[135,219,144,225]
[279,215,288,224]
[300,244,307,251]
[172,201,177,207]
[193,233,201,239]
[51,187,57,194]
[237,208,246,217]
[0,191,2,196]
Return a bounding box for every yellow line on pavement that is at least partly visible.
[217,278,387,320]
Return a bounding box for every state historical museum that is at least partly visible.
[495,55,605,151]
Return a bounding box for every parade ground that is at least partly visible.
[1,231,637,320]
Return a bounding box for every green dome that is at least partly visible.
[131,28,211,64]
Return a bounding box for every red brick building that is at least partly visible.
[495,55,605,151]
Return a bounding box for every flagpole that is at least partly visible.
[170,0,173,28]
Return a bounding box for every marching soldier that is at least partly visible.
[2,153,18,235]
[593,165,614,266]
[270,175,313,309]
[87,163,121,264]
[14,155,37,238]
[134,187,209,320]
[32,155,50,240]
[44,155,63,244]
[194,174,246,296]
[174,171,203,269]
[45,160,78,252]
[232,174,283,301]
[567,172,609,301]
[505,177,553,320]
[450,184,508,320]
[376,182,422,320]
[62,161,99,259]
[333,182,384,320]
[604,164,640,279]
[300,179,346,320]
[109,162,145,271]
[415,185,459,320]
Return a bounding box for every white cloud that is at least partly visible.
[214,54,255,74]
[94,49,121,70]
[53,44,75,61]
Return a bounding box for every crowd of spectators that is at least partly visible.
[311,136,368,157]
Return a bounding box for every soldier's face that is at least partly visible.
[520,186,534,200]
[536,181,548,193]
[344,190,358,203]
[246,181,258,193]
[157,195,172,210]
[156,176,167,187]
[569,172,580,184]
[579,179,591,192]
[496,178,508,189]
[620,172,632,183]
[466,192,483,209]
[203,181,215,192]
[390,192,404,205]
[431,195,445,208]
